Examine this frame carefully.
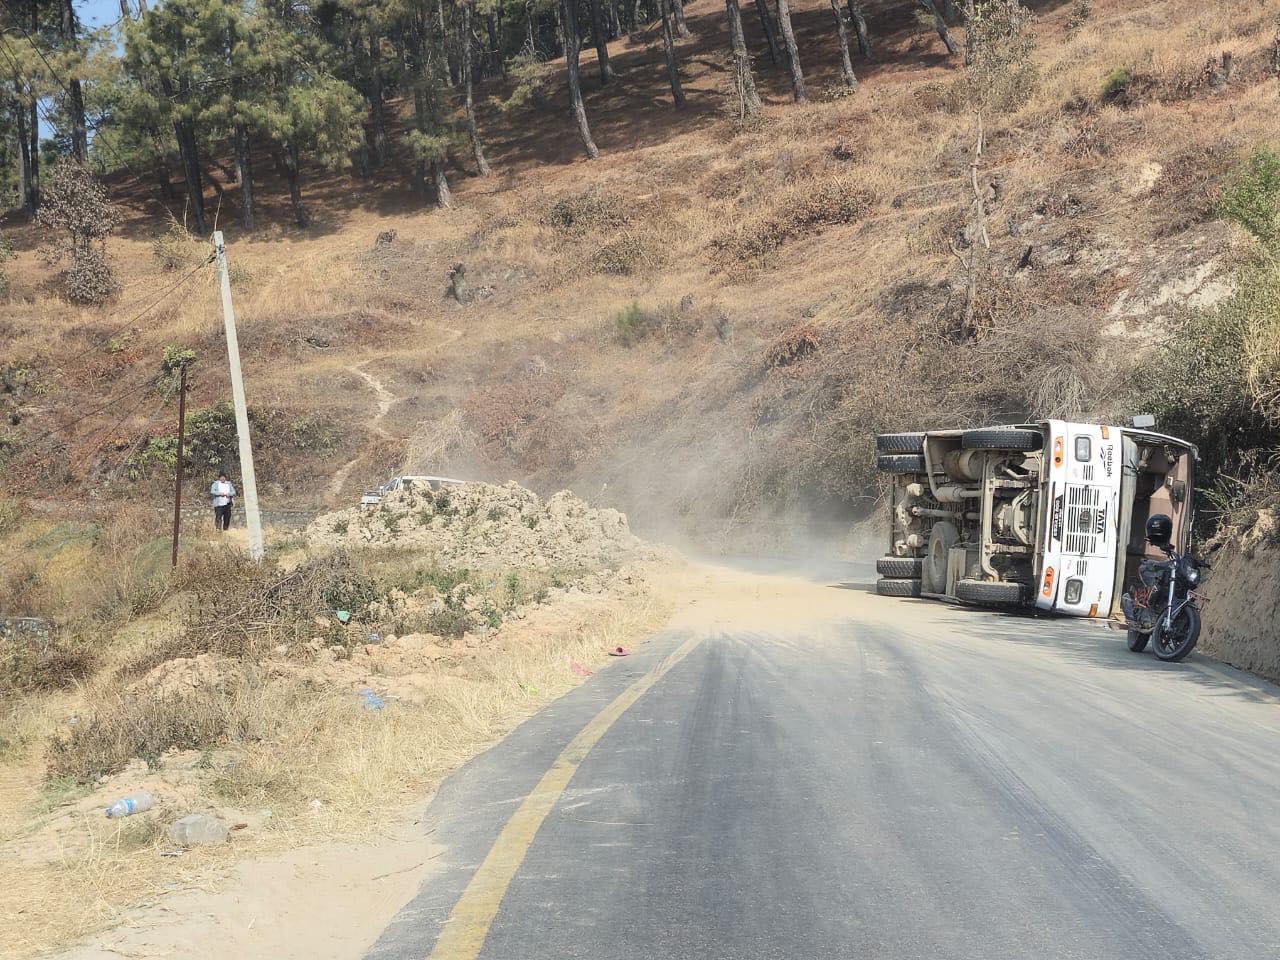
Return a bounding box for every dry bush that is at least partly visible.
[592,230,665,275]
[462,373,565,455]
[712,178,874,268]
[542,186,630,236]
[46,680,248,782]
[122,551,382,676]
[0,629,96,697]
[763,323,820,369]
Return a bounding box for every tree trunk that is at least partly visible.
[553,2,566,56]
[58,0,88,161]
[775,0,806,102]
[27,100,38,208]
[431,158,453,208]
[367,33,387,168]
[670,0,690,38]
[659,0,685,106]
[846,0,870,57]
[486,11,503,77]
[13,95,35,218]
[282,141,310,228]
[169,106,206,235]
[461,0,491,175]
[962,0,975,62]
[917,0,959,56]
[828,0,857,88]
[234,123,254,231]
[561,0,599,158]
[608,0,622,39]
[753,0,782,66]
[724,0,760,119]
[588,0,616,83]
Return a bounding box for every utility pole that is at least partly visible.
[213,231,264,561]
[171,361,187,568]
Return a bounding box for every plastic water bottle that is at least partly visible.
[169,814,229,846]
[359,688,385,711]
[105,791,154,819]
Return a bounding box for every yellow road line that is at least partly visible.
[1187,660,1280,706]
[427,632,705,960]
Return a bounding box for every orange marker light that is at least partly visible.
[1042,567,1055,597]
[1053,436,1064,468]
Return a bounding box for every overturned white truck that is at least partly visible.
[876,422,1197,618]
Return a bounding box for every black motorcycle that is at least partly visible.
[1120,513,1204,663]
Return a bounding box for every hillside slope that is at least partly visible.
[3,0,1277,547]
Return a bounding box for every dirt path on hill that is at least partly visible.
[327,364,398,504]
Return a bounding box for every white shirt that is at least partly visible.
[210,480,236,507]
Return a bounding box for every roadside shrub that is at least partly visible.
[0,497,24,534]
[593,231,663,275]
[543,186,629,236]
[0,233,15,297]
[46,684,236,782]
[1131,277,1280,487]
[36,161,119,305]
[151,221,202,271]
[1,631,96,697]
[122,550,383,675]
[614,302,661,345]
[764,323,820,369]
[1102,66,1133,101]
[1218,147,1280,253]
[713,179,873,267]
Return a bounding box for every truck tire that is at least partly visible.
[960,428,1041,451]
[876,454,926,473]
[954,579,1028,605]
[876,432,926,454]
[876,556,922,579]
[924,522,959,593]
[876,577,922,598]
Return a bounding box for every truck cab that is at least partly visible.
[875,422,1196,618]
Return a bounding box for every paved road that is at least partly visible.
[366,566,1280,960]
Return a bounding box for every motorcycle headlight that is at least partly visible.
[1180,559,1201,587]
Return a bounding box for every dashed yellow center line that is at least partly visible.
[427,632,705,960]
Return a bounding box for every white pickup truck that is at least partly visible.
[360,475,467,508]
[875,421,1197,618]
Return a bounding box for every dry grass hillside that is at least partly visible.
[3,0,1278,549]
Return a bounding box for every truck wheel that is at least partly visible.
[876,556,922,578]
[876,454,926,473]
[924,522,959,593]
[876,578,922,598]
[876,432,926,454]
[960,428,1041,451]
[954,579,1028,605]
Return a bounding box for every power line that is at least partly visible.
[39,254,215,384]
[0,0,137,172]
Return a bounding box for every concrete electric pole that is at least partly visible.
[213,231,264,561]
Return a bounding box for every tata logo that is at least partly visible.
[1095,502,1108,535]
[1100,444,1114,478]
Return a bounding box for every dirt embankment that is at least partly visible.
[1202,510,1280,682]
[0,481,670,958]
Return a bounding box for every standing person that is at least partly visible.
[210,471,236,532]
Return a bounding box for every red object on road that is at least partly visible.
[609,646,630,657]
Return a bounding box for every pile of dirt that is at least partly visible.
[304,481,647,570]
[1202,510,1280,682]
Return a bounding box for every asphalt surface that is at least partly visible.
[366,570,1280,960]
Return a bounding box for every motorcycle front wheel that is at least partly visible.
[1152,604,1201,662]
[1126,627,1149,653]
